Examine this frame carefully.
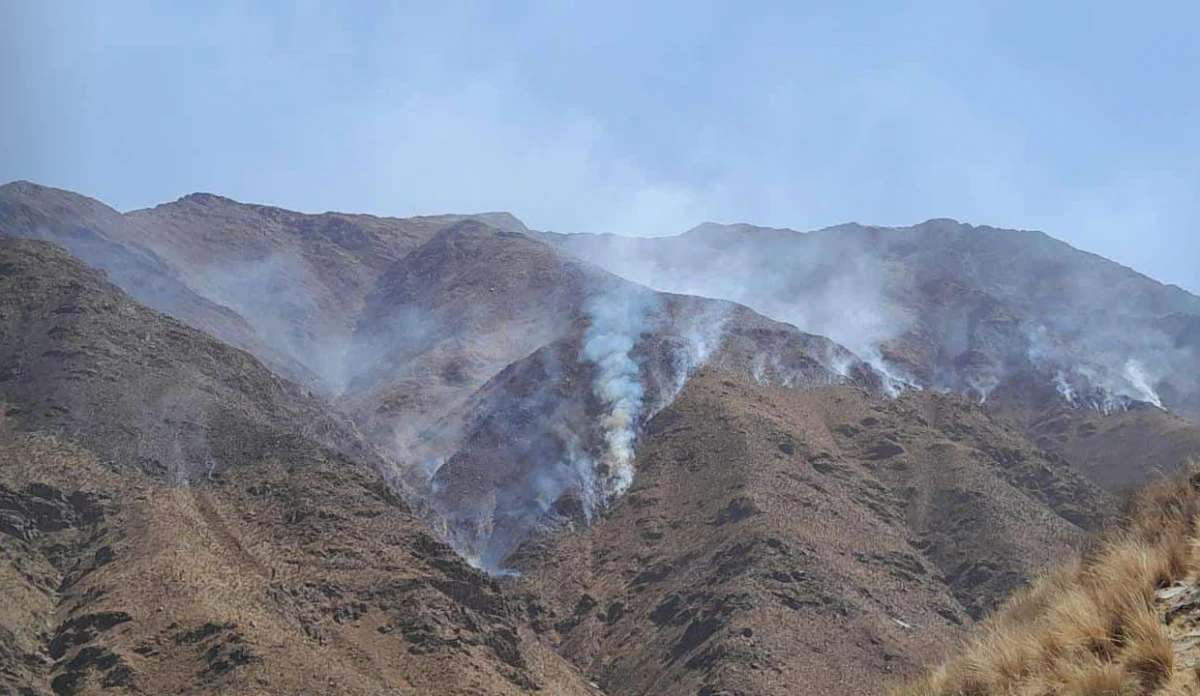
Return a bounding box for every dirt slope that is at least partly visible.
[517,366,1107,696]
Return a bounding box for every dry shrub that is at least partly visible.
[893,469,1200,696]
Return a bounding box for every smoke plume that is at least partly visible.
[582,285,655,501]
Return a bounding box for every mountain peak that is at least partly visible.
[914,217,968,229]
[682,221,803,247]
[0,179,45,194]
[465,211,530,235]
[0,179,109,205]
[175,191,241,206]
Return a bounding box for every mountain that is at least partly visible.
[422,294,875,569]
[122,192,524,393]
[515,368,1104,696]
[0,181,534,394]
[340,219,596,457]
[0,183,884,568]
[0,182,317,387]
[538,220,1200,484]
[3,181,1198,695]
[0,236,379,482]
[0,237,598,695]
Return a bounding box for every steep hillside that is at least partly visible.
[0,181,528,394]
[515,366,1107,696]
[0,181,313,385]
[0,427,599,696]
[988,374,1200,489]
[123,193,517,392]
[5,181,1197,694]
[895,472,1200,695]
[0,237,597,695]
[0,237,378,482]
[539,220,1200,485]
[1,182,889,570]
[341,219,595,453]
[424,297,874,570]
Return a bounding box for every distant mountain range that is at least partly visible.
[1,180,1197,695]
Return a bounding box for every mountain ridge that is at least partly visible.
[559,219,1200,307]
[3,180,1200,694]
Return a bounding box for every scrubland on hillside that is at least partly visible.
[896,467,1200,696]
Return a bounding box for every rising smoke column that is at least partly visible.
[1123,359,1165,409]
[582,286,653,502]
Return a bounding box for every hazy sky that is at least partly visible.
[2,1,1197,292]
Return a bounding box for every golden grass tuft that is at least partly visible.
[893,469,1200,696]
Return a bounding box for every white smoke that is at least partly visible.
[582,287,654,502]
[1054,371,1077,404]
[552,224,911,376]
[1030,324,1171,413]
[968,374,999,404]
[185,251,357,392]
[552,225,1200,418]
[642,299,731,418]
[1123,359,1165,410]
[862,347,922,397]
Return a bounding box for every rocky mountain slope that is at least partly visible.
[516,367,1105,696]
[0,182,316,387]
[896,472,1200,695]
[0,237,379,483]
[423,296,875,569]
[539,220,1200,485]
[0,238,598,695]
[3,181,1199,695]
[541,222,1200,413]
[0,183,884,569]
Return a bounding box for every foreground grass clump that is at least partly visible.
[895,471,1200,695]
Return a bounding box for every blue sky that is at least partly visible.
[3,1,1197,292]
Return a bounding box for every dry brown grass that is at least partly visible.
[894,470,1200,696]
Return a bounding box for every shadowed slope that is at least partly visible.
[416,290,878,570]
